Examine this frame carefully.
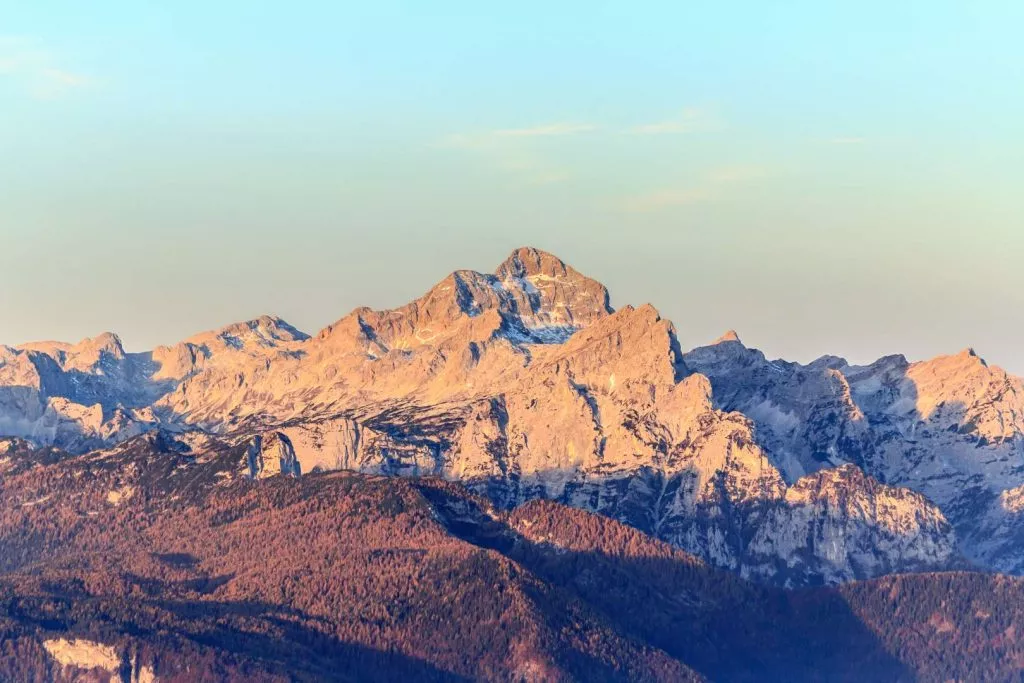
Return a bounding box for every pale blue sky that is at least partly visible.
[2,1,1022,372]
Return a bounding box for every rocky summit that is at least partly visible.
[2,247,1023,586]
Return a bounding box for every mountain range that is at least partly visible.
[2,247,1023,586]
[2,246,1024,680]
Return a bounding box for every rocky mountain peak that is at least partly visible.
[87,332,125,355]
[808,354,849,369]
[251,315,310,342]
[314,248,616,352]
[17,332,126,366]
[958,346,987,365]
[713,329,742,345]
[494,246,570,279]
[219,315,308,343]
[15,340,72,354]
[918,347,991,373]
[494,247,613,331]
[182,315,309,351]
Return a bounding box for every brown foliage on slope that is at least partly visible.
[0,468,697,682]
[0,442,1022,682]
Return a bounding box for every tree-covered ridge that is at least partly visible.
[1,449,1022,682]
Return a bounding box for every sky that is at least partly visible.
[2,1,1022,373]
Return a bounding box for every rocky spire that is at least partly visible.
[714,330,742,345]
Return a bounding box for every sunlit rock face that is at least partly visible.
[3,246,1022,584]
[243,432,301,479]
[41,638,156,683]
[684,336,1024,574]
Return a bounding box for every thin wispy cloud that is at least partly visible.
[621,187,713,211]
[442,105,719,148]
[436,137,575,184]
[436,121,599,184]
[621,165,767,212]
[439,122,599,149]
[0,36,93,100]
[490,122,600,138]
[438,106,725,186]
[630,107,722,135]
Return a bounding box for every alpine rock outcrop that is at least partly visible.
[3,247,1020,585]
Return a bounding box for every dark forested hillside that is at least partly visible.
[0,439,1022,682]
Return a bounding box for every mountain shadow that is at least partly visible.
[416,480,914,683]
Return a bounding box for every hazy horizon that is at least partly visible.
[4,2,1022,373]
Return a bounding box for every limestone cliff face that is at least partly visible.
[257,379,951,586]
[243,432,301,479]
[0,335,160,450]
[746,465,955,585]
[3,246,1017,584]
[684,336,1024,574]
[206,296,954,585]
